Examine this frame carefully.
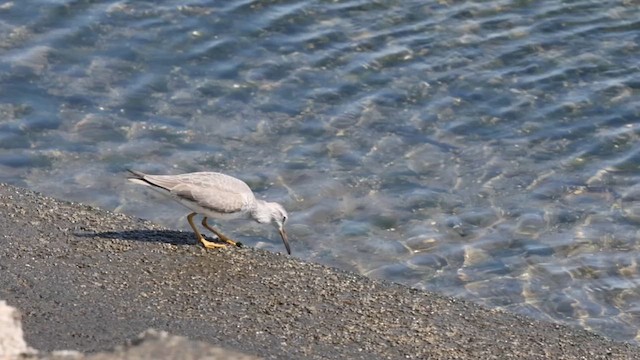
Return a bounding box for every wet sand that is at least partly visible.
[0,182,638,359]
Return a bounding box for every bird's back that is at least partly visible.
[129,171,256,215]
[159,172,252,194]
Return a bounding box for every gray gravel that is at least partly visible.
[0,182,638,359]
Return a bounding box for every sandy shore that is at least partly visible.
[0,183,638,359]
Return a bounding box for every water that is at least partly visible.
[1,0,640,343]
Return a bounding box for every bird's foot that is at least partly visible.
[200,218,242,248]
[217,234,242,247]
[198,237,227,249]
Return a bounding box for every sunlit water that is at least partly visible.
[1,0,640,343]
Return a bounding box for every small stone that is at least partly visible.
[0,300,34,356]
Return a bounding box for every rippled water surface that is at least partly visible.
[1,0,640,343]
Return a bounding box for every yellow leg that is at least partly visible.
[187,212,226,249]
[202,217,242,247]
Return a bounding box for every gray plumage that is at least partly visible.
[127,169,290,254]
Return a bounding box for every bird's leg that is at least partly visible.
[187,212,226,249]
[202,217,242,247]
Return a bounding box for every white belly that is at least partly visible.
[177,198,250,221]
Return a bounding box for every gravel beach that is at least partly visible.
[0,183,638,359]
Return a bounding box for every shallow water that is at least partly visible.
[1,0,640,343]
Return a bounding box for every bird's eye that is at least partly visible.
[283,215,288,223]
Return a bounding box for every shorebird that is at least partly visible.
[127,169,290,254]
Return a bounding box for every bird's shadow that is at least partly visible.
[74,229,215,246]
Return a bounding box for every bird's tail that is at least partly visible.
[126,169,152,186]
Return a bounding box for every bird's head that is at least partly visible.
[262,201,290,255]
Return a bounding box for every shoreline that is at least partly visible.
[1,182,638,359]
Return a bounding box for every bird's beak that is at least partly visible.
[279,227,291,255]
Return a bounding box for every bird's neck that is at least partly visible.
[251,200,271,224]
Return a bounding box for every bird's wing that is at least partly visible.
[142,172,254,214]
